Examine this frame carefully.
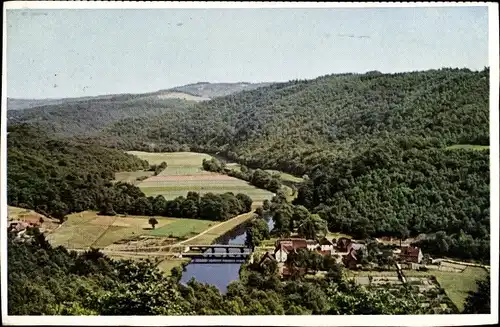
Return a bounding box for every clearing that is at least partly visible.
[113,170,154,185]
[47,211,179,249]
[149,219,215,238]
[7,205,60,233]
[127,151,274,203]
[405,266,488,312]
[264,169,305,183]
[445,144,489,151]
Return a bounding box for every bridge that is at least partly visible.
[184,244,250,253]
[182,251,250,261]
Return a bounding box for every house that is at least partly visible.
[318,237,335,252]
[280,265,306,278]
[337,237,352,252]
[258,252,277,267]
[274,244,289,263]
[274,238,308,263]
[306,239,318,251]
[343,248,360,269]
[8,221,31,233]
[400,246,423,263]
[346,242,366,255]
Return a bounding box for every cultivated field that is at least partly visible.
[45,211,209,249]
[7,205,59,232]
[149,219,214,238]
[127,151,274,203]
[405,266,488,312]
[113,170,154,185]
[446,144,490,151]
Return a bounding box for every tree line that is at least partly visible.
[293,140,490,263]
[9,229,484,316]
[7,125,252,222]
[202,158,282,193]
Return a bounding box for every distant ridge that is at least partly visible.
[7,82,273,110]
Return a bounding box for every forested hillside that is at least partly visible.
[7,68,490,263]
[293,140,490,262]
[94,68,489,175]
[7,125,252,221]
[7,96,194,137]
[167,81,272,98]
[97,68,491,262]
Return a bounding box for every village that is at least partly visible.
[255,234,455,279]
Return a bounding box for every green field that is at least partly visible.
[46,211,177,249]
[127,151,275,203]
[157,258,191,276]
[445,144,490,151]
[264,169,305,183]
[405,266,488,312]
[126,151,212,175]
[148,219,215,238]
[113,170,154,184]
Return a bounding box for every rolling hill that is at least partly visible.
[7,67,490,263]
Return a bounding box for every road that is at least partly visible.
[65,211,255,257]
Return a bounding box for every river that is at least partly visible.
[180,215,275,293]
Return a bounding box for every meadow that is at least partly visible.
[127,151,275,203]
[113,170,154,184]
[45,211,212,249]
[149,219,214,238]
[445,144,490,151]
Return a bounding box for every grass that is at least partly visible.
[183,212,255,245]
[148,219,215,238]
[157,258,190,276]
[395,266,488,312]
[113,170,154,184]
[432,267,488,312]
[46,211,176,249]
[446,144,490,151]
[265,169,305,183]
[326,232,353,239]
[128,151,274,203]
[126,151,212,171]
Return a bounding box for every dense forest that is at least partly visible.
[7,125,252,221]
[293,139,490,262]
[89,68,489,175]
[9,229,461,315]
[7,96,194,137]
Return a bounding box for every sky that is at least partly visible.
[6,6,490,99]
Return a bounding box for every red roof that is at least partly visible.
[276,238,308,252]
[281,266,306,276]
[401,246,421,257]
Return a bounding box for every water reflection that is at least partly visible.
[180,214,274,293]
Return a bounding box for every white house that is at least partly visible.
[306,240,318,251]
[319,237,335,252]
[274,245,289,263]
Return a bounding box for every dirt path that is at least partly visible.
[176,211,253,246]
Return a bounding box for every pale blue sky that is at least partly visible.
[6,7,489,99]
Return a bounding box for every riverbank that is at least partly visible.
[157,211,256,275]
[181,212,256,245]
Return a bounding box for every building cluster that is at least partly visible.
[8,220,41,239]
[260,236,424,277]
